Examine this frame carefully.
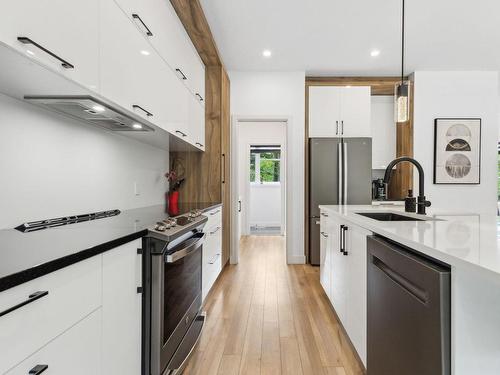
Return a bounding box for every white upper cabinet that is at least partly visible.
[309,86,371,138]
[340,87,371,137]
[0,0,100,91]
[309,86,342,137]
[113,0,205,104]
[100,0,190,137]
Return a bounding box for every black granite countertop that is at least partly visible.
[0,202,222,293]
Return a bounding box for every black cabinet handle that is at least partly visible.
[209,209,221,216]
[195,142,204,147]
[29,364,48,375]
[320,231,328,238]
[132,105,153,117]
[0,291,49,318]
[341,120,344,135]
[320,212,328,217]
[195,93,204,102]
[336,120,339,135]
[175,130,187,137]
[342,226,348,255]
[132,14,153,36]
[17,37,74,69]
[176,68,187,80]
[339,225,344,254]
[238,201,242,213]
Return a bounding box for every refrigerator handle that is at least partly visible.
[343,141,348,204]
[337,142,343,205]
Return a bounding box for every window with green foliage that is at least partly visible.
[250,146,281,183]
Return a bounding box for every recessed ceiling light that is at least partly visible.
[370,49,381,57]
[132,123,143,130]
[262,49,272,58]
[140,50,150,56]
[92,105,105,113]
[345,85,352,88]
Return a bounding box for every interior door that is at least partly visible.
[308,86,342,137]
[340,86,371,137]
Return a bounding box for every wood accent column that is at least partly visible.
[169,0,231,267]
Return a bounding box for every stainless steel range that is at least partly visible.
[143,210,207,375]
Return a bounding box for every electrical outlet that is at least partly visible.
[134,182,140,196]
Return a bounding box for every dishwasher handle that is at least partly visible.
[372,255,428,304]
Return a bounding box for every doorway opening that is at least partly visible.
[231,118,288,264]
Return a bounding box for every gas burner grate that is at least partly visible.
[15,209,121,233]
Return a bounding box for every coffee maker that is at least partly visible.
[372,178,387,201]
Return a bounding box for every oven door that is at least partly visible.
[150,232,204,375]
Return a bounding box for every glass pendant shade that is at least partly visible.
[395,81,410,123]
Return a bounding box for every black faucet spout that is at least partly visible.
[383,157,431,215]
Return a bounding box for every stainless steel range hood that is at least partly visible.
[24,95,155,132]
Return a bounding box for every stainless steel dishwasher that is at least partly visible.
[367,236,451,375]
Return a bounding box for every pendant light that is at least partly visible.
[395,0,410,123]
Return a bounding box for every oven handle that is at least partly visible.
[165,233,206,263]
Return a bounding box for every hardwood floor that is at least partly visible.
[184,236,364,375]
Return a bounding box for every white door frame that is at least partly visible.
[230,115,290,265]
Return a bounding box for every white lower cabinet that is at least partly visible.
[202,207,223,300]
[6,309,102,375]
[0,256,102,374]
[320,215,371,367]
[0,239,143,375]
[102,239,142,375]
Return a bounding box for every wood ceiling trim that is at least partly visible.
[306,76,407,96]
[170,0,223,66]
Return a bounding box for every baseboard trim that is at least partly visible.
[287,254,306,264]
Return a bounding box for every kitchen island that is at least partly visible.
[319,204,500,375]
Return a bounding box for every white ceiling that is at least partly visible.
[199,0,500,76]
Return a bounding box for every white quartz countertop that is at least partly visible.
[319,205,500,278]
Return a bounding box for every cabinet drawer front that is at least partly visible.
[6,309,102,375]
[204,228,222,262]
[0,256,102,373]
[205,207,222,230]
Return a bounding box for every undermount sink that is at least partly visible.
[355,212,426,221]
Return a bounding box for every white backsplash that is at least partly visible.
[0,93,169,229]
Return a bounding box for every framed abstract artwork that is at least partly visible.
[433,118,481,184]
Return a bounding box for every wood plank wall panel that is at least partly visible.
[306,77,404,96]
[169,0,222,66]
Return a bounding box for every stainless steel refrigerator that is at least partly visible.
[309,138,372,265]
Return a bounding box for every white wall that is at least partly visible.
[371,95,396,170]
[249,184,281,228]
[230,71,305,263]
[413,71,499,214]
[236,121,286,234]
[0,94,169,228]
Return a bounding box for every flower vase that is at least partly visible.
[167,191,180,216]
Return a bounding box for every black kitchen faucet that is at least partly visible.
[384,157,432,215]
